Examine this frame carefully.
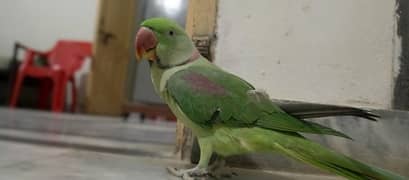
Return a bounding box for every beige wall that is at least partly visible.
[215,0,399,109]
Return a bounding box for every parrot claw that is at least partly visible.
[167,166,212,180]
[166,166,238,180]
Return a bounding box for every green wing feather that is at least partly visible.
[166,64,350,138]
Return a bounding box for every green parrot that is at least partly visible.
[135,18,405,180]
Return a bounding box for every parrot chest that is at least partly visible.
[161,90,212,137]
[150,60,213,137]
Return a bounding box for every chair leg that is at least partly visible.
[38,79,51,109]
[51,73,67,112]
[9,71,25,108]
[51,78,60,112]
[70,78,77,113]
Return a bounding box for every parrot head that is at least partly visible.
[135,18,199,68]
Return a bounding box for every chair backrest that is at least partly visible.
[47,40,92,75]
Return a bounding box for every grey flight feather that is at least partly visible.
[272,99,379,121]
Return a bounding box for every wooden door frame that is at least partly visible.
[175,0,218,161]
[86,0,138,116]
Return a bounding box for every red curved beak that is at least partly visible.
[135,27,158,61]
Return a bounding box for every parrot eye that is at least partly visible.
[168,30,174,36]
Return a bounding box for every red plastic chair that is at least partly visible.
[9,40,92,112]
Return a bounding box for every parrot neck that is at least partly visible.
[150,49,201,92]
[150,56,211,95]
[156,49,200,69]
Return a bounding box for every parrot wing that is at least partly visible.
[272,99,379,121]
[166,65,350,138]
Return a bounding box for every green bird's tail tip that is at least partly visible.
[273,136,406,180]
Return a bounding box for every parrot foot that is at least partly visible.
[167,157,237,179]
[167,166,212,180]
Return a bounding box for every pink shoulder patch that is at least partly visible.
[182,73,226,95]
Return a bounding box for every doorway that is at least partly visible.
[125,0,189,119]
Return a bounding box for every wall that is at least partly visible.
[214,1,409,176]
[215,0,399,109]
[0,0,97,59]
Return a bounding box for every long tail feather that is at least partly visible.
[289,108,379,121]
[272,99,380,121]
[271,133,405,180]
